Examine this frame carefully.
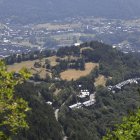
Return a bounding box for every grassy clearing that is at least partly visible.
[60,62,99,81]
[7,60,52,79]
[7,55,79,79]
[94,75,107,87]
[7,60,36,72]
[45,56,58,67]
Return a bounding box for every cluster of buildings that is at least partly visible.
[0,23,38,58]
[1,17,140,58]
[77,90,90,98]
[46,88,96,110]
[0,44,35,58]
[108,78,140,92]
[69,89,96,110]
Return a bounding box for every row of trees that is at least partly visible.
[5,50,55,65]
[53,58,85,74]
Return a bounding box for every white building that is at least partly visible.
[46,101,53,105]
[83,99,95,107]
[77,90,90,98]
[74,43,81,47]
[69,103,82,109]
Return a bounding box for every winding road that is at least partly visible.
[54,109,67,140]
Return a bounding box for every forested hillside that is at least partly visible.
[13,82,63,140]
[4,41,140,140]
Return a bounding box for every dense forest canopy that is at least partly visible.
[13,82,63,140]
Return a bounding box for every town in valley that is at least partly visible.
[1,17,140,58]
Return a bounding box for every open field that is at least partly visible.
[53,33,95,40]
[45,56,58,66]
[52,33,95,46]
[7,60,36,72]
[60,62,99,81]
[11,41,40,48]
[7,60,52,79]
[34,23,82,30]
[7,54,81,80]
[94,75,107,87]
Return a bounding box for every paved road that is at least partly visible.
[54,109,59,121]
[54,108,67,140]
[108,78,140,91]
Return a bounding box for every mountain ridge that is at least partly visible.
[1,0,140,23]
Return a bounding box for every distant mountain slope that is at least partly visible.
[1,0,140,23]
